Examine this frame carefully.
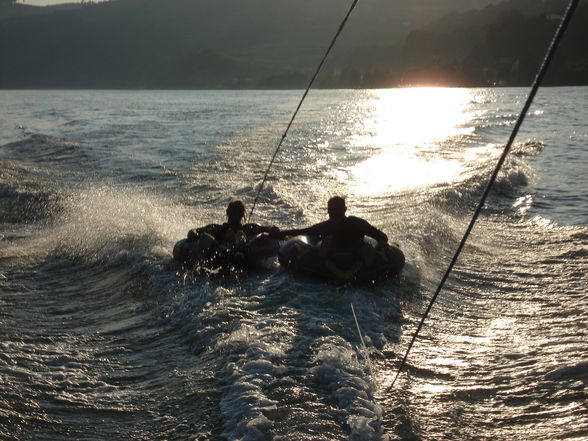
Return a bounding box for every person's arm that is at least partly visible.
[271,221,327,240]
[352,217,388,244]
[271,227,308,240]
[243,223,276,236]
[187,224,220,240]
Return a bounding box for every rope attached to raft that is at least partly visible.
[388,0,581,390]
[248,0,361,222]
[241,0,580,393]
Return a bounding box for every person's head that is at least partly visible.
[226,200,246,224]
[327,196,347,224]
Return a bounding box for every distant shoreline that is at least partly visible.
[2,0,586,92]
[1,84,587,92]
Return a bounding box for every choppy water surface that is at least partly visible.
[0,88,586,440]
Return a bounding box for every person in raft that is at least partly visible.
[271,196,388,264]
[187,200,275,258]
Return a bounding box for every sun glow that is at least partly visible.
[344,88,478,196]
[348,153,466,195]
[353,88,474,148]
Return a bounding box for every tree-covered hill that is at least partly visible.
[391,0,588,86]
[0,0,585,88]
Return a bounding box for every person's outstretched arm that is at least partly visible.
[352,217,388,244]
[271,221,327,240]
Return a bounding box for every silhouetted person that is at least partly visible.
[272,196,388,264]
[187,200,274,259]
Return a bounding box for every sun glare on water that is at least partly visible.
[345,88,479,196]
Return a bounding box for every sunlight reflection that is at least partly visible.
[352,87,474,148]
[414,383,453,395]
[429,357,470,367]
[345,88,479,196]
[347,152,466,195]
[513,194,534,216]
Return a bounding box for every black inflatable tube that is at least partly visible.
[277,236,405,283]
[173,233,280,273]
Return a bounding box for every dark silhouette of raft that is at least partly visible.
[173,233,280,276]
[278,235,405,283]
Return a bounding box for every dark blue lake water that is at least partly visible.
[0,88,586,440]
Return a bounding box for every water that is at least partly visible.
[0,88,586,441]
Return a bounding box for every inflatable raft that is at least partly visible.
[173,232,280,275]
[278,235,405,283]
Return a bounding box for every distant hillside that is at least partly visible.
[322,0,588,87]
[0,0,585,88]
[390,0,588,87]
[0,1,79,19]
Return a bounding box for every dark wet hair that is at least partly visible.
[226,200,246,220]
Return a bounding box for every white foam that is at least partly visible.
[311,340,387,441]
[219,323,287,441]
[25,184,194,264]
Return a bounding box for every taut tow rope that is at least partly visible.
[351,302,374,376]
[387,0,580,390]
[247,0,361,222]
